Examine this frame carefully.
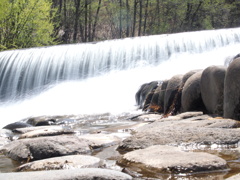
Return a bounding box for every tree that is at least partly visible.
[0,0,57,51]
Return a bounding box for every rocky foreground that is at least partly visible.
[0,111,240,180]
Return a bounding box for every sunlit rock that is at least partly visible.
[119,145,227,174]
[16,155,104,172]
[0,168,132,180]
[0,135,91,162]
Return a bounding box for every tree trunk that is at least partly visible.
[92,0,102,41]
[132,0,137,37]
[143,0,149,35]
[73,0,81,42]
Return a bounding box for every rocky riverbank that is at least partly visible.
[0,111,240,180]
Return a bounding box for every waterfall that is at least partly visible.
[0,28,240,127]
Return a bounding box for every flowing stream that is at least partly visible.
[0,28,240,128]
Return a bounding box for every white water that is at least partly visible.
[0,28,240,128]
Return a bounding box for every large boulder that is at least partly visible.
[224,57,240,120]
[16,155,104,172]
[119,145,227,174]
[157,80,168,113]
[181,71,206,112]
[201,66,226,115]
[0,135,91,162]
[118,112,240,151]
[164,75,183,114]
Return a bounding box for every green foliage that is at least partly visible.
[0,0,57,51]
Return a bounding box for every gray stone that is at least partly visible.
[201,65,226,115]
[79,133,121,149]
[181,71,206,112]
[16,155,104,172]
[0,168,132,180]
[16,126,74,139]
[182,69,202,84]
[164,74,183,114]
[224,57,240,120]
[0,135,91,161]
[120,145,227,174]
[118,113,240,151]
[158,80,168,113]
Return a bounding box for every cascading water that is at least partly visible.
[0,28,240,127]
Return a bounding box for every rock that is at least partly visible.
[118,113,240,151]
[79,133,121,149]
[119,145,227,174]
[3,122,33,130]
[227,173,240,180]
[0,136,10,149]
[224,57,240,120]
[201,65,226,115]
[181,71,206,112]
[0,135,91,162]
[16,155,104,172]
[175,111,203,119]
[16,126,74,139]
[0,168,132,180]
[135,81,158,109]
[164,75,183,114]
[35,119,56,126]
[182,69,202,84]
[157,80,168,113]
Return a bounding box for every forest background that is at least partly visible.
[0,0,240,51]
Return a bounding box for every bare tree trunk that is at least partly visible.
[132,0,137,37]
[92,0,102,41]
[143,0,149,35]
[138,0,143,36]
[73,0,81,42]
[126,0,130,37]
[119,0,122,38]
[84,0,88,42]
[88,2,92,42]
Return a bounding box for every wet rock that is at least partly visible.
[0,168,132,180]
[224,57,240,120]
[16,155,104,172]
[135,81,158,109]
[181,71,207,112]
[164,75,183,114]
[35,119,56,126]
[3,122,33,130]
[119,145,227,174]
[118,113,240,151]
[0,135,91,162]
[158,80,168,113]
[16,126,74,139]
[201,66,226,115]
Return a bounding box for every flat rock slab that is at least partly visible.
[16,126,74,139]
[119,145,227,174]
[0,168,132,180]
[0,135,91,162]
[16,155,104,172]
[119,113,240,151]
[79,133,121,149]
